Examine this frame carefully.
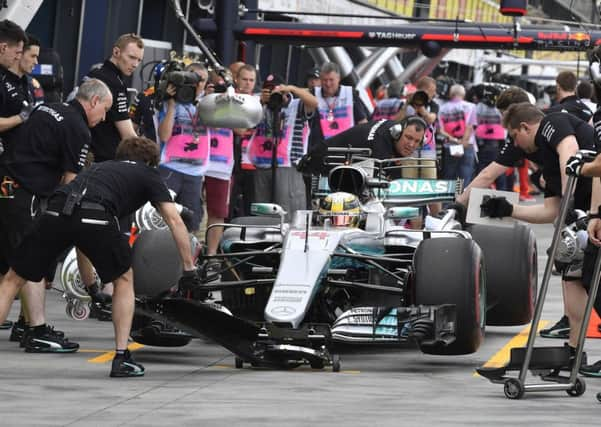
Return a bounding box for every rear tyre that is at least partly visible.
[414,238,485,355]
[469,223,537,326]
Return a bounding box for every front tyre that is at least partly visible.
[414,238,485,355]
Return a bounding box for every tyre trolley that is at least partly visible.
[477,164,601,400]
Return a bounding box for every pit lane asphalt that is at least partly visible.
[1,218,601,426]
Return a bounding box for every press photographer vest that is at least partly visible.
[475,103,505,141]
[248,99,309,168]
[316,85,354,139]
[206,127,234,180]
[439,99,470,138]
[160,103,210,176]
[372,98,403,121]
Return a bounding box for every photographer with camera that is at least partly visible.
[246,74,317,218]
[157,62,209,232]
[396,77,439,180]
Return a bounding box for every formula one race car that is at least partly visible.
[129,151,537,371]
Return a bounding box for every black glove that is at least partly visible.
[18,101,34,123]
[178,269,200,294]
[565,154,585,177]
[447,202,467,225]
[565,150,598,177]
[480,196,513,219]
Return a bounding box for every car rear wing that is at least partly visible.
[379,178,463,206]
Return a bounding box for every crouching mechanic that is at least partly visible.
[0,136,199,377]
[320,116,428,179]
[479,102,600,373]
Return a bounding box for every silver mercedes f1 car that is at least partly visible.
[128,151,537,371]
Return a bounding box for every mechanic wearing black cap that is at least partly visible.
[0,136,198,377]
[479,102,599,373]
[0,78,113,352]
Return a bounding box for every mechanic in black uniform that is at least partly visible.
[79,33,144,306]
[0,78,113,352]
[311,117,427,180]
[0,20,30,331]
[457,86,584,340]
[558,46,601,376]
[545,71,593,123]
[0,136,199,377]
[456,87,535,206]
[479,102,599,373]
[86,33,143,161]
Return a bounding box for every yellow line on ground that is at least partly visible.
[87,342,145,364]
[474,320,549,376]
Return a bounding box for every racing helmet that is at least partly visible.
[318,192,362,227]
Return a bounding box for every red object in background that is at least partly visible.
[500,0,527,17]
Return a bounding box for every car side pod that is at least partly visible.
[477,171,600,400]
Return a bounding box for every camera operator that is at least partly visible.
[157,62,209,232]
[0,78,113,352]
[246,74,317,218]
[0,136,198,377]
[479,103,598,371]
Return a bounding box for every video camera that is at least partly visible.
[480,85,501,108]
[409,90,429,107]
[155,61,200,104]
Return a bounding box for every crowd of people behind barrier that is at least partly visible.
[3,17,601,378]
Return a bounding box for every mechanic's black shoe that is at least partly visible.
[110,350,145,378]
[23,325,78,353]
[579,360,601,377]
[0,320,12,330]
[9,318,28,343]
[539,315,570,339]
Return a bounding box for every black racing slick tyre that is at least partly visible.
[469,223,537,326]
[414,238,485,355]
[131,229,184,298]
